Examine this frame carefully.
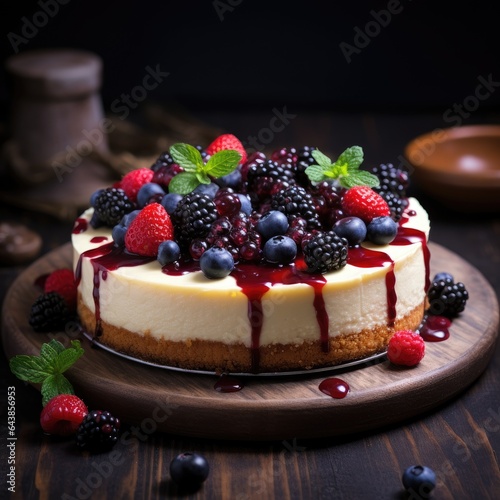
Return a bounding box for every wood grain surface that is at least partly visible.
[3,242,498,440]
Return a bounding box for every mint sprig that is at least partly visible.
[305,146,380,189]
[9,339,84,406]
[168,143,241,195]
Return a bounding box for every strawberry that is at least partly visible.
[120,168,154,203]
[125,203,174,256]
[206,134,247,164]
[40,394,88,436]
[44,268,77,311]
[341,185,390,223]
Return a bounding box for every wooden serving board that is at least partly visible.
[2,243,499,440]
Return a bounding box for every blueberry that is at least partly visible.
[111,224,127,247]
[433,272,454,282]
[333,216,367,246]
[137,182,165,208]
[193,182,219,199]
[169,452,209,488]
[161,193,183,214]
[366,216,398,245]
[200,247,234,279]
[216,169,242,189]
[157,240,181,266]
[120,209,141,228]
[263,235,297,264]
[256,210,289,240]
[402,465,436,497]
[237,193,252,215]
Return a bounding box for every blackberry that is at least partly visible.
[302,231,348,274]
[29,292,71,332]
[76,410,121,451]
[295,146,316,186]
[427,277,469,317]
[172,193,218,248]
[378,191,405,222]
[93,187,134,227]
[150,151,176,172]
[246,159,294,202]
[271,186,321,230]
[371,163,410,198]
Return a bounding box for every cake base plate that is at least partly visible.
[2,243,499,440]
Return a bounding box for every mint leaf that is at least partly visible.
[340,170,380,189]
[9,355,50,383]
[170,143,203,172]
[204,150,241,178]
[41,374,75,406]
[311,149,332,169]
[305,145,380,189]
[338,146,364,171]
[54,340,84,373]
[168,172,200,195]
[9,340,84,406]
[304,164,328,182]
[195,171,211,185]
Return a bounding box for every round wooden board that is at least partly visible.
[2,243,499,440]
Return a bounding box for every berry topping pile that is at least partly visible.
[387,330,426,366]
[88,135,414,278]
[427,272,469,317]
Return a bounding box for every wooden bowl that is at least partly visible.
[404,125,500,211]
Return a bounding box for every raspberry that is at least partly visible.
[341,185,390,223]
[387,330,425,366]
[206,133,247,164]
[40,394,88,436]
[302,231,348,274]
[29,292,72,332]
[93,188,134,227]
[44,269,77,310]
[125,203,175,256]
[120,168,154,203]
[76,410,121,451]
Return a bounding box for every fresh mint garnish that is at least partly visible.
[168,143,241,195]
[305,146,379,189]
[9,339,84,406]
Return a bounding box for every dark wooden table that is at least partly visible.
[1,110,499,499]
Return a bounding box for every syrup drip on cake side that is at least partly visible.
[75,242,154,337]
[75,207,429,372]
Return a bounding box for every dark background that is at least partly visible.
[1,0,500,114]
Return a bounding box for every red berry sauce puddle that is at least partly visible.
[318,378,350,399]
[73,218,88,234]
[214,375,244,393]
[419,315,451,342]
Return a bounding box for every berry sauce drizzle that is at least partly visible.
[319,377,349,399]
[75,242,154,337]
[90,236,108,243]
[392,217,430,292]
[164,257,327,373]
[347,247,397,327]
[419,315,451,342]
[72,218,88,234]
